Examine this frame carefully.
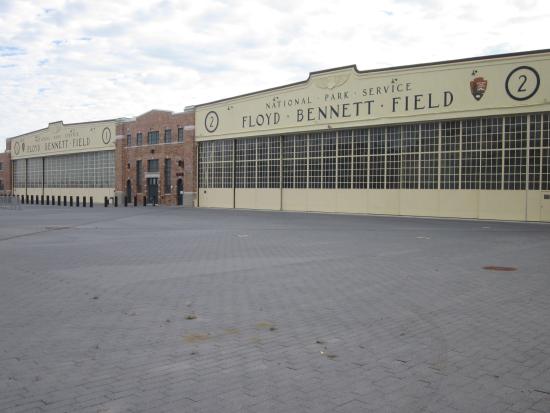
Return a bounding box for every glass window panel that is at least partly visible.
[503,115,527,190]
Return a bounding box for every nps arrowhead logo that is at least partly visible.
[470,76,488,101]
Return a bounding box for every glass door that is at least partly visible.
[147,178,158,205]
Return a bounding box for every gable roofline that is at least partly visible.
[195,48,550,108]
[6,118,122,141]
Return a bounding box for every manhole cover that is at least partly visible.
[483,266,517,272]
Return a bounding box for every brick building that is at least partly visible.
[0,140,12,194]
[115,109,196,207]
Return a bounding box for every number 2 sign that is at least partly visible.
[505,66,540,101]
[205,111,219,133]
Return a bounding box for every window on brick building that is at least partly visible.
[126,134,131,146]
[136,133,143,145]
[148,159,159,172]
[164,129,172,144]
[0,180,4,191]
[136,160,142,192]
[164,159,171,193]
[0,162,3,171]
[148,131,160,145]
[178,127,184,143]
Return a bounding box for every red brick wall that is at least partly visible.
[0,146,12,194]
[115,110,195,206]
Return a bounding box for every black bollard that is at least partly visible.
[64,196,67,206]
[52,196,55,206]
[114,196,118,207]
[90,196,93,208]
[76,196,80,207]
[83,196,86,207]
[41,195,44,205]
[134,195,137,207]
[143,195,146,206]
[124,196,128,207]
[58,196,61,206]
[70,196,73,207]
[46,195,50,205]
[104,196,108,207]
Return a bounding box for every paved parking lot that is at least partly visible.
[1,205,549,413]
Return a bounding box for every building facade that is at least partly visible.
[195,50,550,222]
[9,119,118,202]
[115,109,195,207]
[0,145,12,194]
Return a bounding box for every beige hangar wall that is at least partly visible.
[11,120,117,200]
[196,50,550,221]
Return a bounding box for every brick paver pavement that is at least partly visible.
[0,206,549,413]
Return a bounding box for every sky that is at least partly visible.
[0,0,549,150]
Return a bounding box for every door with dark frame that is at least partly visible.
[177,178,184,206]
[147,177,159,205]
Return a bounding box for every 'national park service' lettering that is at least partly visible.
[196,53,550,140]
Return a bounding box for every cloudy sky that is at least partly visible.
[0,0,548,150]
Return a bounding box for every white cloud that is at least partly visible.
[1,0,549,149]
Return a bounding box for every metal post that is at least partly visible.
[90,197,93,208]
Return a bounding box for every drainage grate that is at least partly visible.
[483,266,517,272]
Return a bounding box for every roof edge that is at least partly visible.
[195,48,550,108]
[6,118,122,141]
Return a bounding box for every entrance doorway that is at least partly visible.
[126,179,132,202]
[147,177,159,205]
[177,178,184,206]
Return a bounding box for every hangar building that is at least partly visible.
[195,50,550,222]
